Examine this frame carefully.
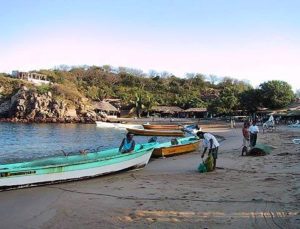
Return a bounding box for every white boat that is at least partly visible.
[0,143,157,190]
[96,121,142,129]
[116,123,143,129]
[96,121,117,128]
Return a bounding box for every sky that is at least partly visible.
[0,0,299,91]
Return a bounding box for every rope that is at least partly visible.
[50,186,292,205]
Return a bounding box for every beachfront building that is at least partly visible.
[11,71,50,86]
[183,108,207,118]
[150,106,184,118]
[93,101,120,119]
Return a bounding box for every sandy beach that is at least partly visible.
[0,124,299,229]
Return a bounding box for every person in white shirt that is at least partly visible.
[197,131,220,170]
[249,120,259,147]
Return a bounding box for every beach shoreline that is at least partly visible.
[0,125,299,228]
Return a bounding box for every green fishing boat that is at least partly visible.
[0,142,157,191]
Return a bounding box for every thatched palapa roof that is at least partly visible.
[151,106,183,114]
[286,100,300,111]
[93,101,118,112]
[184,108,207,112]
[287,110,300,116]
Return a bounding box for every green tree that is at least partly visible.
[129,90,145,118]
[259,80,295,109]
[239,88,262,113]
[208,87,239,115]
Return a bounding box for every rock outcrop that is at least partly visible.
[0,86,102,123]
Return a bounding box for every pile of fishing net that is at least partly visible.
[246,143,273,156]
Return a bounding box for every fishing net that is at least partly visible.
[204,154,214,172]
[197,162,207,173]
[197,154,214,173]
[247,143,273,156]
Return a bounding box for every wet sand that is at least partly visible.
[0,125,299,228]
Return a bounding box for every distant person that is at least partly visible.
[242,121,250,155]
[119,133,135,153]
[268,114,274,124]
[249,120,259,147]
[230,117,236,128]
[197,131,220,170]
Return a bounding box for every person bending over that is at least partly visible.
[197,131,220,170]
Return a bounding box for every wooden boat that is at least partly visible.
[152,136,200,157]
[0,143,157,191]
[96,121,142,129]
[142,124,183,130]
[126,128,185,137]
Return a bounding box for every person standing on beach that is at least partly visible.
[242,121,250,155]
[249,120,259,147]
[119,133,135,153]
[197,131,220,170]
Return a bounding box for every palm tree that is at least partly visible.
[144,94,158,117]
[129,91,145,118]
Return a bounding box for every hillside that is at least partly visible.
[0,66,296,122]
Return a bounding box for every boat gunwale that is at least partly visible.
[157,139,200,150]
[142,124,183,130]
[0,144,157,173]
[154,136,199,149]
[126,128,185,136]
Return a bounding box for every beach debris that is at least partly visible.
[276,152,291,156]
[264,177,277,181]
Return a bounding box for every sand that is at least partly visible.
[0,124,299,228]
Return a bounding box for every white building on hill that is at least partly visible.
[11,71,50,86]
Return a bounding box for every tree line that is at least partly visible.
[0,65,297,117]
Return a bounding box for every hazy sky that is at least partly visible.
[0,0,299,91]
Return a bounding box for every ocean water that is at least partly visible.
[0,123,174,164]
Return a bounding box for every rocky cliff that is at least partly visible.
[0,86,102,123]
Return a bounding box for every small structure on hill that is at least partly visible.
[103,98,121,109]
[93,101,119,119]
[11,71,50,86]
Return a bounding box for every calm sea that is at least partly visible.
[0,123,174,164]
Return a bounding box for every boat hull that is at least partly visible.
[152,137,200,157]
[0,145,155,190]
[126,128,184,136]
[143,124,182,130]
[96,121,142,129]
[96,121,116,128]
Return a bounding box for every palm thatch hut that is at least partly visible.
[92,101,119,118]
[287,110,300,119]
[183,108,207,118]
[150,106,184,117]
[287,99,300,111]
